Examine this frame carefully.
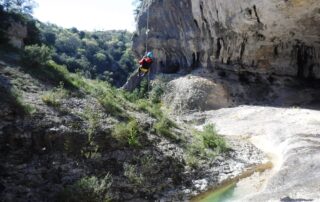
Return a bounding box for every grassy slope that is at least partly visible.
[0,54,228,201]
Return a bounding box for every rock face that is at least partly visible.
[133,0,320,79]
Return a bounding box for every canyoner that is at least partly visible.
[138,0,153,78]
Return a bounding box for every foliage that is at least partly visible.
[24,19,41,45]
[132,0,143,20]
[154,117,177,140]
[98,94,122,116]
[0,3,136,86]
[129,78,149,101]
[150,82,165,103]
[112,119,140,147]
[124,84,178,142]
[0,7,10,44]
[185,154,200,169]
[41,82,68,107]
[22,44,53,67]
[56,174,113,202]
[124,163,144,186]
[199,124,227,152]
[82,107,100,143]
[127,120,140,147]
[38,22,137,86]
[2,86,36,115]
[184,125,228,168]
[0,0,36,14]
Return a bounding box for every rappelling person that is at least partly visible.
[138,51,153,77]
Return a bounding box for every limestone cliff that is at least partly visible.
[133,0,320,79]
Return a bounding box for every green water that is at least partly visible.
[196,182,237,202]
[193,163,273,202]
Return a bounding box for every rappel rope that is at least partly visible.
[144,1,153,132]
[145,2,151,99]
[145,1,150,54]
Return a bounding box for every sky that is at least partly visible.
[32,0,137,32]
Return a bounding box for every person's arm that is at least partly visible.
[139,58,145,65]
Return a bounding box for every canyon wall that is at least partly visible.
[133,0,320,79]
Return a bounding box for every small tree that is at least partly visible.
[22,44,53,67]
[0,0,36,14]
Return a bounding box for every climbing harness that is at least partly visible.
[140,67,149,73]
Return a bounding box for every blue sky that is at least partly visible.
[33,0,136,31]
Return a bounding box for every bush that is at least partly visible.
[124,163,144,186]
[198,124,228,152]
[147,103,163,119]
[1,86,36,115]
[112,119,140,147]
[150,84,164,103]
[185,154,200,169]
[41,82,68,107]
[154,117,177,140]
[136,99,149,111]
[22,44,53,67]
[56,175,112,202]
[83,107,100,142]
[98,95,121,114]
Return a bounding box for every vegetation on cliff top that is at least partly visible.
[0,1,137,86]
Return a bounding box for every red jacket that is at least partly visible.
[139,57,153,68]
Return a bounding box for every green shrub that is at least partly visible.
[136,99,149,111]
[112,119,140,147]
[198,124,228,152]
[139,78,149,98]
[127,120,140,147]
[42,82,68,107]
[124,163,144,186]
[98,95,122,116]
[154,117,177,140]
[188,139,206,157]
[150,83,164,103]
[4,87,36,115]
[22,44,53,67]
[122,78,150,102]
[56,174,112,202]
[185,154,200,169]
[148,103,163,119]
[83,107,100,142]
[124,88,140,102]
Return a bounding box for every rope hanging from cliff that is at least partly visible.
[145,2,151,96]
[145,2,150,54]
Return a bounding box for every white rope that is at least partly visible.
[145,1,150,54]
[144,0,151,98]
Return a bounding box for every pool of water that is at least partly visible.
[193,163,273,202]
[196,182,237,202]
